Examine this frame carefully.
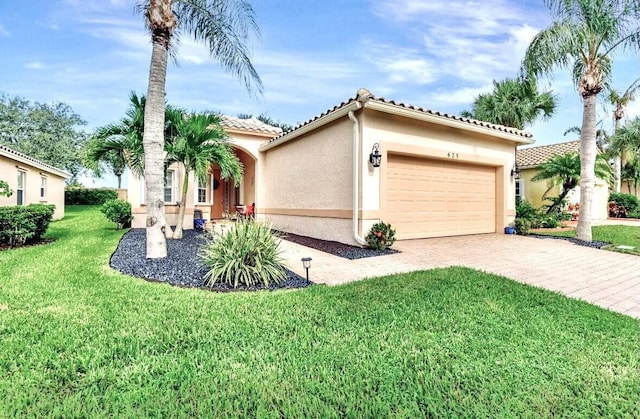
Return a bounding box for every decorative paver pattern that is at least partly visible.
[281,234,640,319]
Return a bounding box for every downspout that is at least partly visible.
[348,107,368,246]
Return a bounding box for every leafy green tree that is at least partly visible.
[532,152,612,215]
[522,0,640,241]
[0,93,87,182]
[165,113,243,239]
[461,77,556,130]
[608,116,640,193]
[136,0,262,259]
[607,78,640,192]
[0,180,12,197]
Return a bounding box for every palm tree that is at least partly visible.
[532,152,612,215]
[620,157,640,194]
[607,78,640,192]
[84,92,147,184]
[523,0,640,242]
[136,0,262,259]
[608,117,640,193]
[165,113,243,239]
[461,77,556,130]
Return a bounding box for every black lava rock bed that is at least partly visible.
[276,231,400,260]
[528,233,611,249]
[110,229,312,292]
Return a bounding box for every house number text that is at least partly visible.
[447,152,459,159]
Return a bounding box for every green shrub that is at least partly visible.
[515,198,538,220]
[200,221,286,288]
[65,187,118,205]
[514,218,531,236]
[541,216,559,229]
[0,179,12,197]
[609,193,640,218]
[100,199,132,229]
[0,204,55,247]
[365,221,396,251]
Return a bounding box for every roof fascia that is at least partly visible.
[259,102,362,152]
[0,147,71,178]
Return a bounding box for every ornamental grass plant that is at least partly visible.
[200,220,286,288]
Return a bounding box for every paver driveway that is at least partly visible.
[281,234,640,319]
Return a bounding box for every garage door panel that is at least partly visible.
[387,155,496,239]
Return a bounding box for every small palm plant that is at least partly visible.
[200,221,286,288]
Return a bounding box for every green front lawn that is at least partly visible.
[0,206,638,417]
[537,225,640,255]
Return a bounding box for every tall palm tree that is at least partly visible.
[523,0,640,242]
[165,113,243,239]
[136,0,262,259]
[607,78,640,192]
[532,152,612,215]
[461,77,556,130]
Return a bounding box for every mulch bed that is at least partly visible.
[276,231,399,260]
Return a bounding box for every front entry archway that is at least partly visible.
[209,146,256,219]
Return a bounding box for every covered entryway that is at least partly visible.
[386,154,497,239]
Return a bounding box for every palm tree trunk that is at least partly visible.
[173,170,189,239]
[117,174,122,189]
[613,115,622,193]
[142,33,170,258]
[576,94,597,242]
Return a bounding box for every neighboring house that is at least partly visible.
[0,144,70,220]
[516,140,609,220]
[129,89,533,246]
[128,115,283,229]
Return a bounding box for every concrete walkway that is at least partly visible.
[281,234,640,319]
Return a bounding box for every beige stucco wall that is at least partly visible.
[620,181,639,199]
[0,154,66,220]
[519,167,557,208]
[258,117,357,244]
[260,107,522,245]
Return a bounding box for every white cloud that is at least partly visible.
[24,62,46,70]
[0,24,10,37]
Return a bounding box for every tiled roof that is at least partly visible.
[0,144,70,178]
[219,115,282,135]
[516,140,580,167]
[268,88,533,143]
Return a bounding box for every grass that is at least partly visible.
[536,225,640,255]
[0,206,638,417]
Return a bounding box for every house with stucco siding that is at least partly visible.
[0,144,70,220]
[516,140,609,220]
[129,88,535,246]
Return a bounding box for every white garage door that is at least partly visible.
[386,154,496,239]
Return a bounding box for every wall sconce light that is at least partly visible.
[510,164,521,180]
[369,143,382,168]
[301,257,312,282]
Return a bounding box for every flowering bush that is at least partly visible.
[365,221,396,251]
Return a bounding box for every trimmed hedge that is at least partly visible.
[65,188,118,205]
[0,204,55,247]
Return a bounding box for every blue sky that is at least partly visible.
[1,0,638,186]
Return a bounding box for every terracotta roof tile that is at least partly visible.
[219,115,282,135]
[0,144,70,178]
[268,89,533,143]
[516,140,580,167]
